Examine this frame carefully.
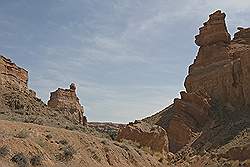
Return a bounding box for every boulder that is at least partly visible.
[117,121,169,153]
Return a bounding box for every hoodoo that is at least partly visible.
[48,83,86,125]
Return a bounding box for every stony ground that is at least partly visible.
[0,119,170,167]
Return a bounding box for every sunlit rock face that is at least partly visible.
[48,83,86,125]
[144,10,250,154]
[117,120,169,153]
[0,55,28,91]
[167,91,212,152]
[185,10,250,110]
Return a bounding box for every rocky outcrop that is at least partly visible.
[233,27,250,44]
[0,55,28,91]
[117,121,169,153]
[195,10,231,47]
[222,144,250,161]
[185,10,250,110]
[48,83,86,125]
[145,10,250,154]
[0,56,89,129]
[167,91,212,152]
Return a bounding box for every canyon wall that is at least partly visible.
[0,55,28,91]
[143,10,250,153]
[185,10,250,110]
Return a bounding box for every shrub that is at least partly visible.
[11,153,28,167]
[92,153,101,162]
[30,155,42,166]
[58,139,68,145]
[45,134,53,139]
[15,129,29,138]
[0,145,9,157]
[35,138,46,148]
[56,145,76,162]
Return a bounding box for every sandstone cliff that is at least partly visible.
[48,83,86,125]
[0,55,28,91]
[142,10,250,166]
[185,10,250,110]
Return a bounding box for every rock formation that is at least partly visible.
[117,120,169,153]
[167,91,212,152]
[195,10,231,47]
[0,55,88,128]
[185,10,250,109]
[144,10,250,155]
[48,83,86,125]
[0,55,28,91]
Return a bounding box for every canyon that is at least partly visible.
[0,10,249,167]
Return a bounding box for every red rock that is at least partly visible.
[185,10,250,109]
[145,10,250,153]
[0,55,28,91]
[117,121,169,153]
[195,10,231,47]
[233,27,250,44]
[48,83,86,125]
[167,91,212,152]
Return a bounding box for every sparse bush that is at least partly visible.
[101,140,108,145]
[11,153,28,167]
[30,155,42,166]
[158,157,164,163]
[87,148,102,162]
[141,146,153,155]
[35,138,46,148]
[65,125,77,131]
[11,99,25,110]
[58,139,68,145]
[56,145,76,162]
[106,128,118,140]
[45,134,52,139]
[15,129,29,138]
[92,153,101,162]
[0,145,9,157]
[120,144,130,151]
[121,140,141,149]
[135,148,142,156]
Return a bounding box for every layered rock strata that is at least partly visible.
[185,10,250,109]
[0,55,28,91]
[144,10,250,154]
[117,120,169,153]
[167,91,212,152]
[48,83,86,125]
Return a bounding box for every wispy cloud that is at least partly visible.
[0,0,249,123]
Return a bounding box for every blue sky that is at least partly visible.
[0,0,250,123]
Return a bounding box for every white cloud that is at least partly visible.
[1,0,249,123]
